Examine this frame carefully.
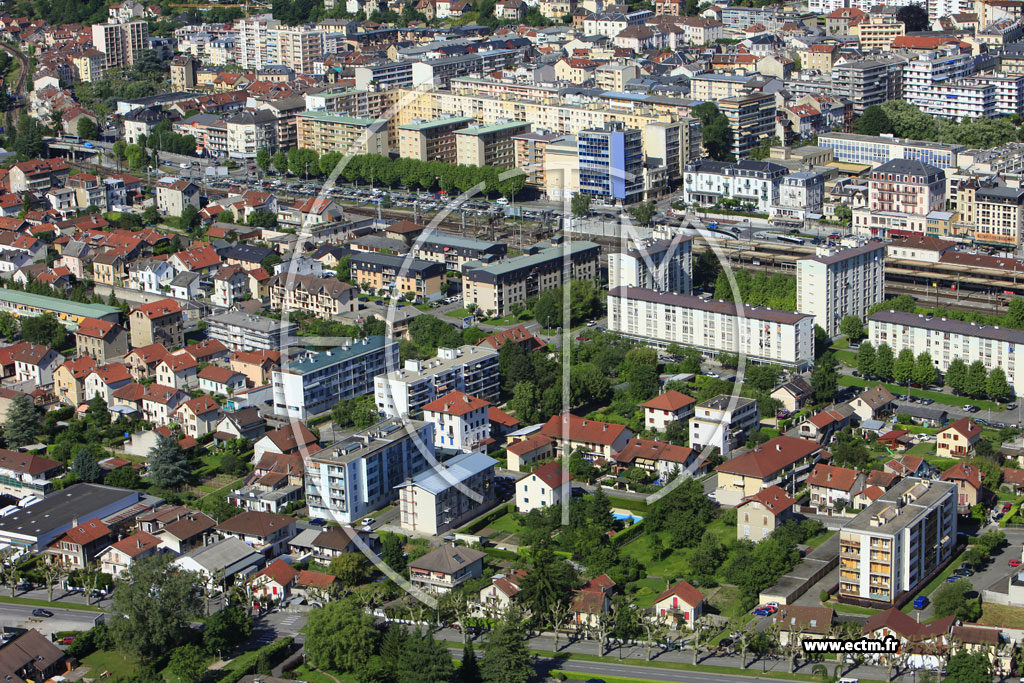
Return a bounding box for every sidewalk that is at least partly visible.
[0,587,109,610]
[433,626,926,683]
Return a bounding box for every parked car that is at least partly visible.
[953,568,974,577]
[31,609,52,617]
[1011,559,1022,568]
[60,636,76,645]
[913,596,928,609]
[1003,503,1013,513]
[1008,404,1017,410]
[776,409,791,419]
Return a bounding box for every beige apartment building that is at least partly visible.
[296,111,390,157]
[350,252,447,301]
[73,50,107,83]
[92,20,149,69]
[513,131,565,188]
[839,478,957,607]
[269,274,358,318]
[272,27,323,74]
[462,240,600,317]
[851,13,905,50]
[398,116,474,163]
[130,299,184,349]
[74,318,129,364]
[455,121,531,167]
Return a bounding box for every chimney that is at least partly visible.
[776,443,781,451]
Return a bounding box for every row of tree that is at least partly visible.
[713,269,797,312]
[855,342,1009,399]
[856,100,1024,150]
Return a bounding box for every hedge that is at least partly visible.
[611,520,645,547]
[458,503,513,535]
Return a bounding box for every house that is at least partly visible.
[539,413,633,459]
[230,349,281,387]
[75,318,129,364]
[300,526,379,562]
[176,395,222,440]
[0,449,63,499]
[714,436,823,506]
[861,608,954,667]
[0,629,71,683]
[505,434,555,472]
[53,356,97,407]
[173,537,266,589]
[941,461,983,510]
[937,418,982,459]
[640,390,696,432]
[156,179,201,218]
[515,461,573,512]
[476,325,547,353]
[84,363,132,403]
[877,430,912,452]
[736,485,795,541]
[155,354,199,390]
[98,531,162,577]
[850,385,896,422]
[198,365,247,395]
[613,438,706,480]
[479,569,525,613]
[251,558,298,602]
[46,518,114,568]
[141,384,188,427]
[771,605,834,646]
[179,339,230,366]
[12,343,63,388]
[421,390,491,453]
[885,455,931,478]
[409,544,486,594]
[214,407,267,443]
[145,509,217,553]
[130,299,184,349]
[852,485,886,509]
[653,580,704,628]
[253,421,319,463]
[124,342,169,380]
[1002,467,1024,493]
[216,510,296,557]
[770,377,814,412]
[569,574,616,627]
[294,570,339,602]
[797,405,855,443]
[806,463,866,510]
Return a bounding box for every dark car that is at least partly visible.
[31,609,52,617]
[953,568,974,578]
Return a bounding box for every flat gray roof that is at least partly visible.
[844,478,955,537]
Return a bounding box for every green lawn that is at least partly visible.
[619,517,735,581]
[83,650,136,679]
[805,529,836,549]
[915,549,969,599]
[838,375,1004,411]
[707,585,749,620]
[607,495,649,514]
[446,307,472,318]
[979,603,1024,629]
[288,664,357,683]
[834,350,856,367]
[485,511,523,535]
[904,442,936,456]
[629,577,668,609]
[922,454,959,472]
[0,595,104,612]
[828,602,881,616]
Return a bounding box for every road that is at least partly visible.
[0,603,103,637]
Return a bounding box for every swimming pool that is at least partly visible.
[612,512,643,524]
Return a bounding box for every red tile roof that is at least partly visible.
[506,433,553,456]
[862,608,954,643]
[806,463,861,492]
[739,485,795,516]
[540,414,630,447]
[132,299,182,320]
[716,436,821,479]
[488,405,520,428]
[941,417,982,440]
[295,569,337,590]
[530,461,573,489]
[641,390,695,412]
[655,579,704,608]
[941,461,982,490]
[422,390,490,416]
[53,518,111,546]
[255,558,298,587]
[107,531,161,557]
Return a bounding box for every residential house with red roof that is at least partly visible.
[422,391,492,453]
[253,422,320,463]
[479,569,526,612]
[216,510,297,558]
[156,178,201,218]
[130,299,184,349]
[653,580,704,628]
[941,461,984,510]
[877,429,912,452]
[13,343,63,388]
[515,461,573,513]
[47,518,114,568]
[0,449,63,499]
[569,574,615,626]
[197,365,247,396]
[937,418,982,459]
[806,463,866,510]
[770,377,813,412]
[476,325,547,353]
[124,342,170,380]
[737,485,796,541]
[641,390,696,432]
[884,455,931,478]
[141,384,188,427]
[539,413,633,460]
[506,434,555,472]
[230,349,281,387]
[715,436,824,506]
[74,317,128,364]
[294,569,339,602]
[169,242,220,275]
[53,356,97,407]
[613,438,706,480]
[98,531,162,577]
[176,395,223,440]
[861,608,954,667]
[83,363,132,404]
[155,353,199,391]
[251,558,298,602]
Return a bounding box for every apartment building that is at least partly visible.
[462,240,601,317]
[374,345,499,418]
[513,131,566,189]
[73,50,107,83]
[75,318,129,364]
[578,122,644,204]
[852,159,946,238]
[130,299,183,349]
[973,186,1024,248]
[608,237,692,293]
[682,159,789,213]
[903,48,976,113]
[607,286,815,368]
[415,233,506,273]
[272,336,398,420]
[398,116,474,163]
[718,92,776,159]
[772,170,825,223]
[832,59,903,115]
[839,478,957,607]
[397,451,496,535]
[796,242,886,337]
[269,274,358,317]
[350,252,446,301]
[868,310,1024,397]
[455,121,531,168]
[92,20,149,69]
[305,418,435,524]
[225,110,278,160]
[643,119,702,179]
[913,81,996,120]
[170,55,197,91]
[206,310,298,352]
[688,395,760,457]
[818,133,962,169]
[296,112,389,157]
[851,13,905,50]
[0,449,63,500]
[422,391,491,453]
[715,435,824,506]
[270,26,324,74]
[235,15,280,70]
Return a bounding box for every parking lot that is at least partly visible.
[0,604,102,638]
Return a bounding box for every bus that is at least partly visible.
[777,234,805,245]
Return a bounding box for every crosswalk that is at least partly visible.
[277,613,303,635]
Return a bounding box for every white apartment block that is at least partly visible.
[682,159,789,214]
[928,0,974,20]
[796,241,886,338]
[839,478,957,607]
[397,451,496,536]
[235,15,280,71]
[868,310,1024,397]
[268,26,324,73]
[688,395,760,457]
[607,287,815,369]
[422,391,491,453]
[913,81,995,119]
[305,419,434,525]
[903,48,975,112]
[608,237,692,294]
[272,336,399,420]
[771,170,825,223]
[374,346,499,418]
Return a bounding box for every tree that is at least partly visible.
[965,360,989,398]
[507,380,541,424]
[856,342,875,378]
[987,367,1009,400]
[517,546,577,615]
[693,103,734,161]
[839,315,864,343]
[142,204,160,225]
[168,643,207,683]
[256,148,272,174]
[946,357,968,394]
[77,117,99,140]
[913,352,938,389]
[396,630,453,683]
[109,554,204,661]
[874,342,894,381]
[113,140,127,163]
[479,609,533,683]
[147,434,190,489]
[180,205,200,232]
[20,312,67,348]
[304,598,380,673]
[571,193,591,217]
[105,465,142,489]
[328,552,369,586]
[893,348,916,386]
[931,578,980,621]
[629,201,657,227]
[4,394,39,448]
[204,605,252,656]
[273,150,289,175]
[690,529,725,587]
[811,351,838,404]
[1006,297,1024,329]
[72,448,103,483]
[457,641,481,683]
[896,2,928,31]
[621,347,659,401]
[853,105,893,136]
[944,651,991,683]
[0,312,17,340]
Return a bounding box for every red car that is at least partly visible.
[1004,503,1013,513]
[59,636,75,645]
[1010,559,1021,568]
